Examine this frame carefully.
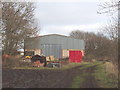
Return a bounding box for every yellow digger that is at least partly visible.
[25,56,32,59]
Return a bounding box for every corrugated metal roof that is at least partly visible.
[25,34,85,50]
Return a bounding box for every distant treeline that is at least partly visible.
[69,29,118,65]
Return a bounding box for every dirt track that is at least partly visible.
[2,65,100,88]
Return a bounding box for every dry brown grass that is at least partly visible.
[105,62,118,78]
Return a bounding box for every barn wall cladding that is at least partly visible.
[24,34,85,60]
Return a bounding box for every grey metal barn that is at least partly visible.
[24,34,85,59]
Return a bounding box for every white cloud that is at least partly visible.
[40,23,103,35]
[34,2,109,36]
[34,2,109,26]
[2,0,112,2]
[34,0,111,3]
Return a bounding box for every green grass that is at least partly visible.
[79,61,102,70]
[12,61,100,70]
[93,63,118,88]
[71,62,100,88]
[12,61,101,71]
[79,64,95,70]
[13,66,55,70]
[13,63,83,70]
[71,63,97,88]
[71,73,87,88]
[71,61,118,88]
[60,63,82,70]
[71,76,84,88]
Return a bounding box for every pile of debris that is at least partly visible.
[31,55,46,67]
[23,55,61,68]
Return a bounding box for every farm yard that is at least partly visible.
[2,1,119,89]
[2,61,118,88]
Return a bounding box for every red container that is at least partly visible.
[69,51,82,63]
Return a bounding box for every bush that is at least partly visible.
[2,55,32,68]
[2,56,16,68]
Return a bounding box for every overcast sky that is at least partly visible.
[34,0,111,36]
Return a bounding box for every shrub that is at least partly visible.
[2,55,32,68]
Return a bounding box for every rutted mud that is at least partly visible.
[2,65,100,88]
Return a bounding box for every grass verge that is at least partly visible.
[60,63,82,70]
[13,63,83,70]
[79,61,101,70]
[93,63,118,88]
[13,66,55,70]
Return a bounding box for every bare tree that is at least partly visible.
[70,30,112,61]
[2,2,38,55]
[98,0,119,15]
[100,20,118,64]
[98,0,118,65]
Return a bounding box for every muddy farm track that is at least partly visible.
[2,65,100,88]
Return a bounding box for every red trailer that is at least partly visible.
[69,51,82,63]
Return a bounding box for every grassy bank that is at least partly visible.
[93,63,118,88]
